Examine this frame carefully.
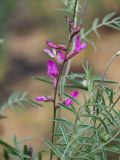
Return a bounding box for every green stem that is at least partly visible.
[65,0,89,76]
[50,107,57,160]
[100,53,117,85]
[49,33,72,160]
[65,0,78,76]
[49,0,89,159]
[96,51,120,129]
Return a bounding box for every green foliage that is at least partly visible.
[45,66,120,160]
[81,12,120,50]
[1,92,42,113]
[0,0,17,35]
[0,136,36,160]
[59,0,79,13]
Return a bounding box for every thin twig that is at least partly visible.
[100,54,117,85]
[50,61,66,160]
[49,25,72,160]
[65,0,78,76]
[65,0,89,76]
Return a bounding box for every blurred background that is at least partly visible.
[0,0,120,157]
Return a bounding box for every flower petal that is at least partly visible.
[75,35,81,52]
[47,41,66,51]
[70,25,81,39]
[47,41,58,49]
[35,96,53,102]
[44,48,55,58]
[56,50,65,64]
[47,60,58,78]
[64,90,78,107]
[35,96,48,101]
[57,44,67,51]
[80,42,87,49]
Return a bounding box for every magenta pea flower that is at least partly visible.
[47,41,66,51]
[47,60,58,79]
[63,90,78,107]
[56,50,65,64]
[44,48,65,64]
[35,96,53,102]
[66,35,87,60]
[44,48,56,58]
[47,41,58,49]
[74,35,87,53]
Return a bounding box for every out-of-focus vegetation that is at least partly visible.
[0,0,119,90]
[0,0,16,35]
[0,0,120,28]
[0,0,119,83]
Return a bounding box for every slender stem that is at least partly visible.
[50,0,90,159]
[74,104,82,132]
[100,53,117,85]
[72,0,78,21]
[50,32,71,160]
[96,51,120,129]
[50,62,65,160]
[65,0,89,76]
[96,51,120,102]
[65,0,78,76]
[111,96,120,109]
[50,106,57,160]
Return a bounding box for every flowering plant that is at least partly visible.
[0,1,120,160]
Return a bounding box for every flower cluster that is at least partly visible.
[35,17,87,107]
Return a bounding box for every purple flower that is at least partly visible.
[63,90,78,107]
[57,44,66,51]
[44,48,56,58]
[44,48,65,64]
[80,42,87,49]
[66,35,87,60]
[47,41,66,51]
[47,60,58,79]
[47,41,58,49]
[70,25,81,40]
[74,35,87,53]
[35,96,53,102]
[56,50,65,64]
[75,35,81,52]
